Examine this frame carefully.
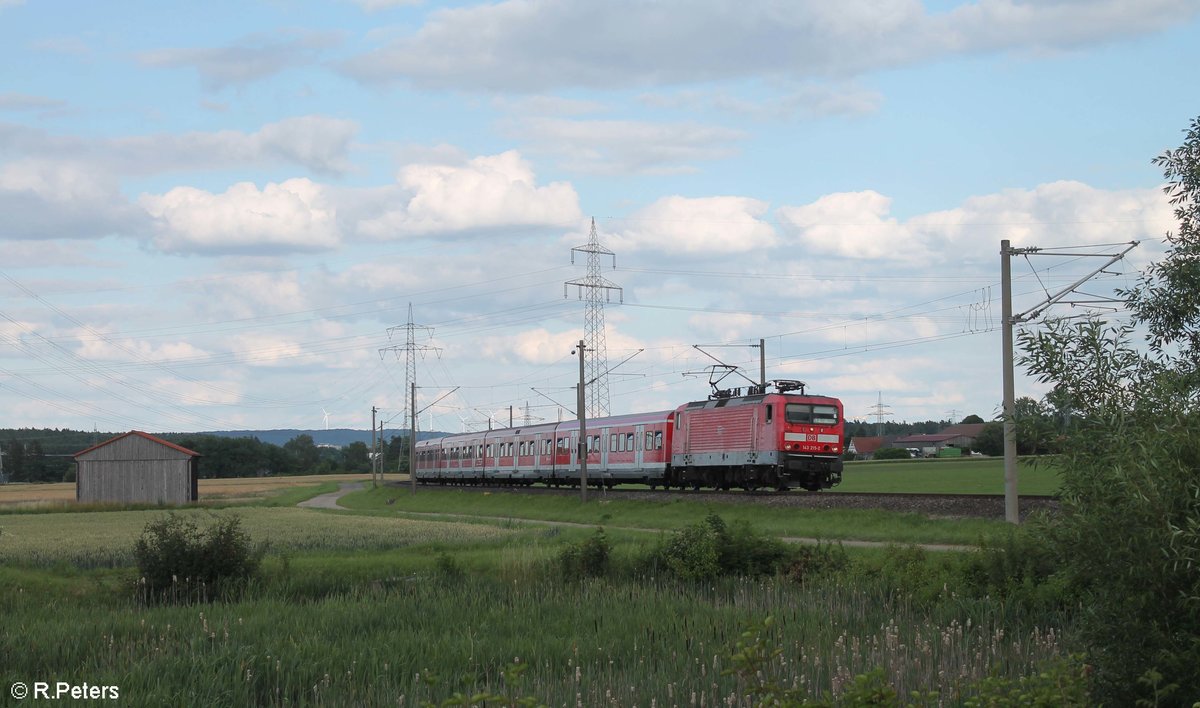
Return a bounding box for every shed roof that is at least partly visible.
[940,423,987,438]
[848,436,885,454]
[74,430,201,459]
[892,433,958,444]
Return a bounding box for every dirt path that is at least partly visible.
[295,484,972,551]
[297,482,364,510]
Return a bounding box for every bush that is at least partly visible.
[643,513,795,581]
[784,541,849,584]
[558,528,611,580]
[133,513,265,602]
[873,447,911,460]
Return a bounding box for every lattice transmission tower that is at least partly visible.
[564,218,622,418]
[380,303,439,437]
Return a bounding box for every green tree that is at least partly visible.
[1017,115,1200,705]
[4,440,26,482]
[1012,396,1056,455]
[872,446,910,460]
[960,413,985,424]
[972,422,1003,457]
[283,434,320,474]
[343,441,371,473]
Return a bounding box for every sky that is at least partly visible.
[1,0,1197,436]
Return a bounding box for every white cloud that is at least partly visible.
[2,116,359,175]
[339,0,1198,91]
[776,182,1172,264]
[354,150,581,238]
[75,336,210,366]
[152,377,244,406]
[0,159,146,240]
[640,83,884,120]
[141,178,341,254]
[508,117,743,175]
[138,30,344,89]
[777,190,923,261]
[605,195,777,255]
[107,116,359,175]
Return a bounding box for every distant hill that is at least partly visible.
[200,429,447,447]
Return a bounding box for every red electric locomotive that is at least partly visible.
[668,380,843,491]
[413,380,843,492]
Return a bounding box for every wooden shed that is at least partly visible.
[75,431,200,505]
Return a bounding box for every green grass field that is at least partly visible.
[836,456,1062,495]
[0,465,1078,705]
[339,484,1012,546]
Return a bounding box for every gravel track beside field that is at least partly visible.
[297,482,978,552]
[297,482,364,509]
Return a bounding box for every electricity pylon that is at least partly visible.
[564,218,621,418]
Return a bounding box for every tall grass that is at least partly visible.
[0,572,1070,706]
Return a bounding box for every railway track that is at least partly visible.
[403,482,1059,521]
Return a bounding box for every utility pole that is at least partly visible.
[410,380,417,493]
[576,339,588,502]
[565,218,622,418]
[370,405,378,489]
[1000,242,1018,524]
[759,338,766,389]
[1000,238,1138,524]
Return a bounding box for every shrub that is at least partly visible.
[133,513,265,602]
[784,541,849,584]
[557,528,610,580]
[873,447,911,460]
[644,513,795,581]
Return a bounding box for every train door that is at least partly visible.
[635,423,645,472]
[599,426,609,472]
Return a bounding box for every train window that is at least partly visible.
[592,435,600,452]
[609,434,617,452]
[645,431,654,450]
[655,431,663,449]
[785,404,839,425]
[765,405,773,423]
[626,432,635,451]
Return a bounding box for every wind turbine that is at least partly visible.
[321,408,331,430]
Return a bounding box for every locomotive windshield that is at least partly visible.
[785,403,839,425]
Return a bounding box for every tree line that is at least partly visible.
[0,429,415,483]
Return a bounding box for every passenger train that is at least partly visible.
[414,381,844,491]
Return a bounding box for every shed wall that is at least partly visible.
[75,435,198,505]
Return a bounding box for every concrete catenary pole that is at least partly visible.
[1000,240,1019,524]
[577,339,588,502]
[410,380,417,494]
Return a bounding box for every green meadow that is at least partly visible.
[0,477,1082,705]
[835,456,1061,495]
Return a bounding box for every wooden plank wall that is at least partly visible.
[76,435,196,504]
[77,460,193,504]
